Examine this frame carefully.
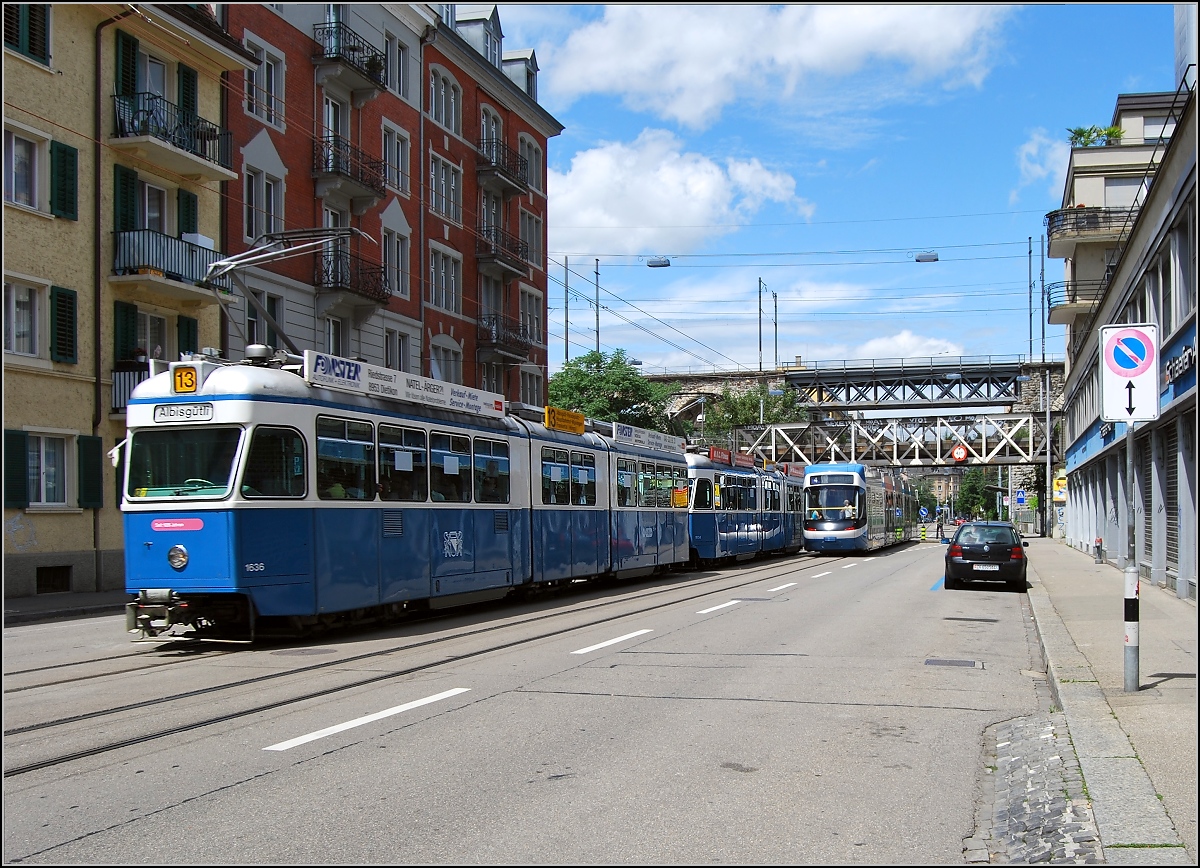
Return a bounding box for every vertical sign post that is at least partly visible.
[1099,323,1160,693]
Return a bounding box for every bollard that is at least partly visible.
[1094,537,1104,563]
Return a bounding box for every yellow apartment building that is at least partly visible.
[4,4,253,597]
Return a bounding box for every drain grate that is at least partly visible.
[925,658,978,667]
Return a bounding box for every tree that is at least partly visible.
[701,384,807,441]
[547,350,679,432]
[912,475,938,515]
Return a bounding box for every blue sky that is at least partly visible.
[493,4,1179,376]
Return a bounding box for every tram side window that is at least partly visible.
[316,417,375,500]
[475,438,510,504]
[241,426,306,498]
[378,425,427,502]
[692,477,713,510]
[746,477,758,511]
[639,462,658,508]
[615,458,637,507]
[570,451,597,506]
[541,447,570,505]
[670,465,688,508]
[430,432,471,502]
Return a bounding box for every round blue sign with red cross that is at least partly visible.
[1103,327,1156,378]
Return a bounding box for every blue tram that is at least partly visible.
[685,448,806,565]
[802,462,916,554]
[119,349,688,641]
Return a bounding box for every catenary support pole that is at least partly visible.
[564,255,569,364]
[1124,421,1140,692]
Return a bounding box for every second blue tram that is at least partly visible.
[802,462,916,553]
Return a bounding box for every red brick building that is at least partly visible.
[218,3,561,404]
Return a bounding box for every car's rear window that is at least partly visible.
[955,525,1017,545]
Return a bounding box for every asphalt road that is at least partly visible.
[4,542,1042,864]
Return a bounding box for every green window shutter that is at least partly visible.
[4,429,30,509]
[114,164,138,232]
[114,300,138,361]
[49,286,78,364]
[25,5,49,64]
[50,141,78,220]
[77,436,104,509]
[178,189,198,236]
[3,6,19,52]
[178,315,198,355]
[178,64,198,116]
[115,30,138,97]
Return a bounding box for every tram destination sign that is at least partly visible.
[303,351,505,419]
[1099,324,1160,422]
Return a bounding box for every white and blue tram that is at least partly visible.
[119,349,689,641]
[685,448,806,565]
[801,462,916,554]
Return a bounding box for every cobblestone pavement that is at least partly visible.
[962,596,1104,865]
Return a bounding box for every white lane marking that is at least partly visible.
[766,582,797,592]
[570,629,653,655]
[263,687,470,752]
[697,600,741,614]
[863,557,876,561]
[842,563,858,569]
[813,571,831,578]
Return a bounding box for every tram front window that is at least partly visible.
[805,485,863,522]
[127,428,241,498]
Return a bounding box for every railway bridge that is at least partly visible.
[646,355,1066,468]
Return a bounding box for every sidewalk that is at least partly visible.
[4,543,1196,864]
[1024,538,1197,865]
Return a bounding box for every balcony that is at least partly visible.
[476,224,529,280]
[1045,206,1137,258]
[1047,279,1106,325]
[313,135,385,213]
[312,22,385,106]
[314,249,388,319]
[476,139,529,197]
[477,314,533,361]
[111,361,151,413]
[111,94,235,182]
[110,229,230,304]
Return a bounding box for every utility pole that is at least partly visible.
[1027,236,1033,360]
[1042,235,1051,537]
[758,277,764,372]
[773,290,778,369]
[594,258,600,359]
[564,255,569,364]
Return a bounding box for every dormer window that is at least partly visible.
[484,27,501,67]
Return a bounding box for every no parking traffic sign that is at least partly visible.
[1100,324,1160,422]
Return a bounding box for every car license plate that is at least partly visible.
[972,564,1000,571]
[824,537,836,542]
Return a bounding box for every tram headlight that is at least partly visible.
[167,544,189,571]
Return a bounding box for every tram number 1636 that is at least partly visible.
[244,562,266,572]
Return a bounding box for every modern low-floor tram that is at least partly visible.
[802,462,916,553]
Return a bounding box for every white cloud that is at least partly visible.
[1011,128,1070,204]
[548,129,811,255]
[853,330,965,360]
[539,5,1012,128]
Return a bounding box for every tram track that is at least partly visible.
[4,553,846,777]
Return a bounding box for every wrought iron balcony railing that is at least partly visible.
[112,361,150,412]
[312,21,385,87]
[476,138,529,186]
[113,93,232,169]
[1044,206,1138,238]
[1047,279,1106,310]
[477,314,533,356]
[113,229,229,289]
[313,134,386,197]
[314,249,389,303]
[476,224,529,263]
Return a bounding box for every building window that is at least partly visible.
[483,27,501,67]
[521,370,542,406]
[27,432,67,505]
[4,280,38,356]
[520,211,543,269]
[245,37,283,126]
[480,275,503,317]
[140,181,166,233]
[382,228,409,298]
[4,4,50,65]
[428,248,461,313]
[480,361,502,393]
[384,328,407,371]
[244,167,281,240]
[325,316,343,357]
[383,125,409,192]
[385,34,408,98]
[246,290,281,349]
[428,68,460,134]
[139,309,168,361]
[430,343,462,384]
[4,129,37,207]
[519,136,542,191]
[520,288,542,343]
[429,154,461,221]
[480,106,501,144]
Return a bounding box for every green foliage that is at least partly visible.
[912,476,938,514]
[701,384,807,439]
[547,350,679,432]
[1068,125,1124,147]
[955,467,1002,520]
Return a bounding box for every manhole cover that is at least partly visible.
[271,648,337,656]
[925,658,978,667]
